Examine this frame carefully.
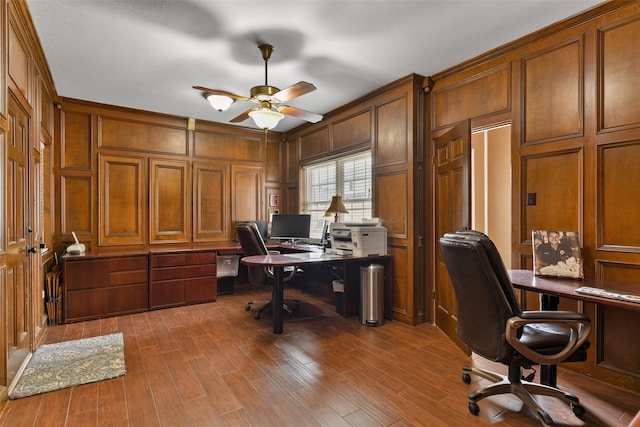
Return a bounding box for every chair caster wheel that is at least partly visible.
[254,313,261,320]
[571,403,585,417]
[245,305,251,311]
[468,402,479,416]
[462,373,471,384]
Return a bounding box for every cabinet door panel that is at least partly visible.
[99,154,145,245]
[150,159,189,243]
[232,165,262,223]
[193,162,228,242]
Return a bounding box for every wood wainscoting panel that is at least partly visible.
[7,21,29,105]
[99,116,188,155]
[193,130,263,162]
[192,162,228,242]
[389,244,409,319]
[150,159,189,244]
[599,140,640,251]
[99,154,145,245]
[299,126,329,161]
[376,171,407,238]
[600,16,640,132]
[60,174,92,235]
[61,109,92,170]
[266,138,281,183]
[521,149,582,244]
[523,38,584,143]
[376,97,407,167]
[286,138,299,183]
[332,110,371,152]
[432,64,510,130]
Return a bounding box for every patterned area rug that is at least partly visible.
[9,333,126,399]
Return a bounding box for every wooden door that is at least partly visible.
[434,120,471,351]
[6,95,32,383]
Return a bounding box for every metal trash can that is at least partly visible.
[360,264,385,326]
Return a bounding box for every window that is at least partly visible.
[304,151,372,239]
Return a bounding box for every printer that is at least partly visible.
[328,221,387,257]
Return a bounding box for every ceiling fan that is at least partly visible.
[194,43,323,131]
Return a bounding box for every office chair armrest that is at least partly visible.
[506,311,591,365]
[268,250,281,255]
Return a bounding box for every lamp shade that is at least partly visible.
[249,104,285,130]
[325,195,349,222]
[206,94,234,112]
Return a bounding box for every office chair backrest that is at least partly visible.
[439,233,518,362]
[444,230,522,314]
[237,222,269,256]
[237,222,270,286]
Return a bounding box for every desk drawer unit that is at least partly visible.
[150,251,217,309]
[63,254,148,322]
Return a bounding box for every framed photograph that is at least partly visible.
[269,193,279,207]
[532,230,583,279]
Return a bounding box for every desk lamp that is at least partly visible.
[325,195,349,222]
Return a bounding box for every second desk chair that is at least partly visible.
[236,222,302,319]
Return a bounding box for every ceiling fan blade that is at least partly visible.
[230,109,253,123]
[274,81,316,102]
[280,105,323,123]
[193,85,248,101]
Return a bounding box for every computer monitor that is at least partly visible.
[269,214,311,242]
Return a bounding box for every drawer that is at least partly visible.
[184,264,216,278]
[151,254,186,268]
[150,279,185,309]
[65,288,109,321]
[110,269,148,286]
[64,259,109,290]
[152,266,184,281]
[109,284,148,314]
[186,277,217,303]
[185,252,216,265]
[108,256,148,271]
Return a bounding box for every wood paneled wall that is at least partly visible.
[284,74,427,326]
[428,1,640,391]
[56,99,281,252]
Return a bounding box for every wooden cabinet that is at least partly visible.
[63,252,149,322]
[149,250,217,309]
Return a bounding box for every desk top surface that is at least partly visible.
[241,251,389,267]
[509,269,640,311]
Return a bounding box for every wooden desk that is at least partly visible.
[509,269,640,387]
[242,252,392,334]
[509,269,640,312]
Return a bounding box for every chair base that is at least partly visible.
[245,299,300,320]
[462,365,585,426]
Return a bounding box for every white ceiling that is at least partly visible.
[26,0,603,132]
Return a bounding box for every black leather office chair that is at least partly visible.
[439,230,591,426]
[236,223,301,319]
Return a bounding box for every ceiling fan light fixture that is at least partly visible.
[249,103,284,130]
[206,94,234,112]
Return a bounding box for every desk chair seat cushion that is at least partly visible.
[439,230,591,425]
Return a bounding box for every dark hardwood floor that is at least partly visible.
[1,283,638,427]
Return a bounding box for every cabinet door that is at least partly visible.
[99,154,145,245]
[231,165,262,225]
[150,159,189,243]
[193,162,228,242]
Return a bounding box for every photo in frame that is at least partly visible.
[532,230,583,279]
[269,194,279,207]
